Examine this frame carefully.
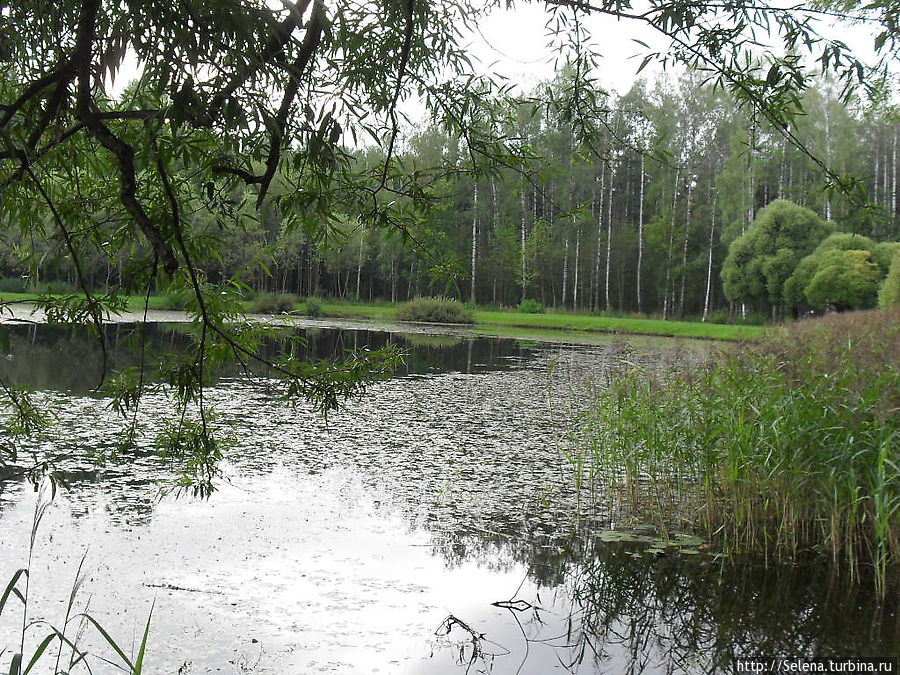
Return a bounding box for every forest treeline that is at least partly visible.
[3,71,899,320]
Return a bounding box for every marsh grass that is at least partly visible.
[1,485,152,674]
[582,309,899,594]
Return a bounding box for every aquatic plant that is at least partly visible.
[1,487,153,674]
[396,297,474,324]
[581,308,899,595]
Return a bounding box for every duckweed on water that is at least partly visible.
[582,308,900,595]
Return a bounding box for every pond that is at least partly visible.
[0,322,896,673]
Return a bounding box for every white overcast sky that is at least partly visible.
[108,2,887,130]
[465,3,885,95]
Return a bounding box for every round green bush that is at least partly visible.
[517,298,544,314]
[396,297,474,324]
[304,296,324,318]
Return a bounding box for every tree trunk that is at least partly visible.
[605,164,615,311]
[520,179,528,304]
[471,181,478,304]
[663,167,679,320]
[678,176,694,317]
[636,155,645,313]
[573,228,581,310]
[355,230,364,300]
[592,166,605,311]
[702,186,717,322]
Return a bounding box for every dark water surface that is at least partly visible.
[0,324,896,673]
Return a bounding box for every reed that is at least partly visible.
[582,309,899,594]
[1,486,153,674]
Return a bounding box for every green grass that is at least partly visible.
[472,309,764,340]
[0,292,765,341]
[578,308,900,595]
[311,301,764,340]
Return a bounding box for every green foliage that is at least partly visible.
[878,252,900,308]
[580,309,900,594]
[1,387,51,438]
[0,276,27,293]
[784,232,882,309]
[30,281,76,295]
[722,200,833,307]
[396,297,474,324]
[249,292,298,314]
[156,290,191,311]
[517,298,544,314]
[873,241,900,273]
[803,249,882,309]
[155,416,229,498]
[304,296,324,318]
[277,345,406,413]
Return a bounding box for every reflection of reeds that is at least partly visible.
[1,484,152,674]
[561,538,897,671]
[578,309,900,596]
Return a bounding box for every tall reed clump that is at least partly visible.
[1,486,153,674]
[584,308,899,595]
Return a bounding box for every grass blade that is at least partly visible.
[76,615,134,672]
[21,633,54,675]
[131,600,154,675]
[0,570,27,615]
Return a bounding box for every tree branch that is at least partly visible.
[255,0,326,207]
[73,0,180,275]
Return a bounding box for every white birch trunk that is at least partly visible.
[702,186,717,322]
[605,165,615,311]
[678,177,693,317]
[663,167,679,321]
[470,181,478,304]
[520,179,527,304]
[573,228,581,309]
[636,155,645,313]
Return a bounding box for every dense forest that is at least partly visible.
[3,71,898,320]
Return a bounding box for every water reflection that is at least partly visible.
[0,325,895,673]
[0,322,549,393]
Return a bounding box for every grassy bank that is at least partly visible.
[580,308,899,594]
[315,300,765,341]
[0,292,765,341]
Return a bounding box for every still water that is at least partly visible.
[0,323,896,673]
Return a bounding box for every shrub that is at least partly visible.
[704,309,730,324]
[156,289,191,310]
[396,296,474,324]
[304,296,324,318]
[517,298,543,314]
[249,292,297,314]
[878,251,900,309]
[29,280,76,294]
[785,233,883,310]
[0,276,27,293]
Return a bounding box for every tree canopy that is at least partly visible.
[722,199,834,308]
